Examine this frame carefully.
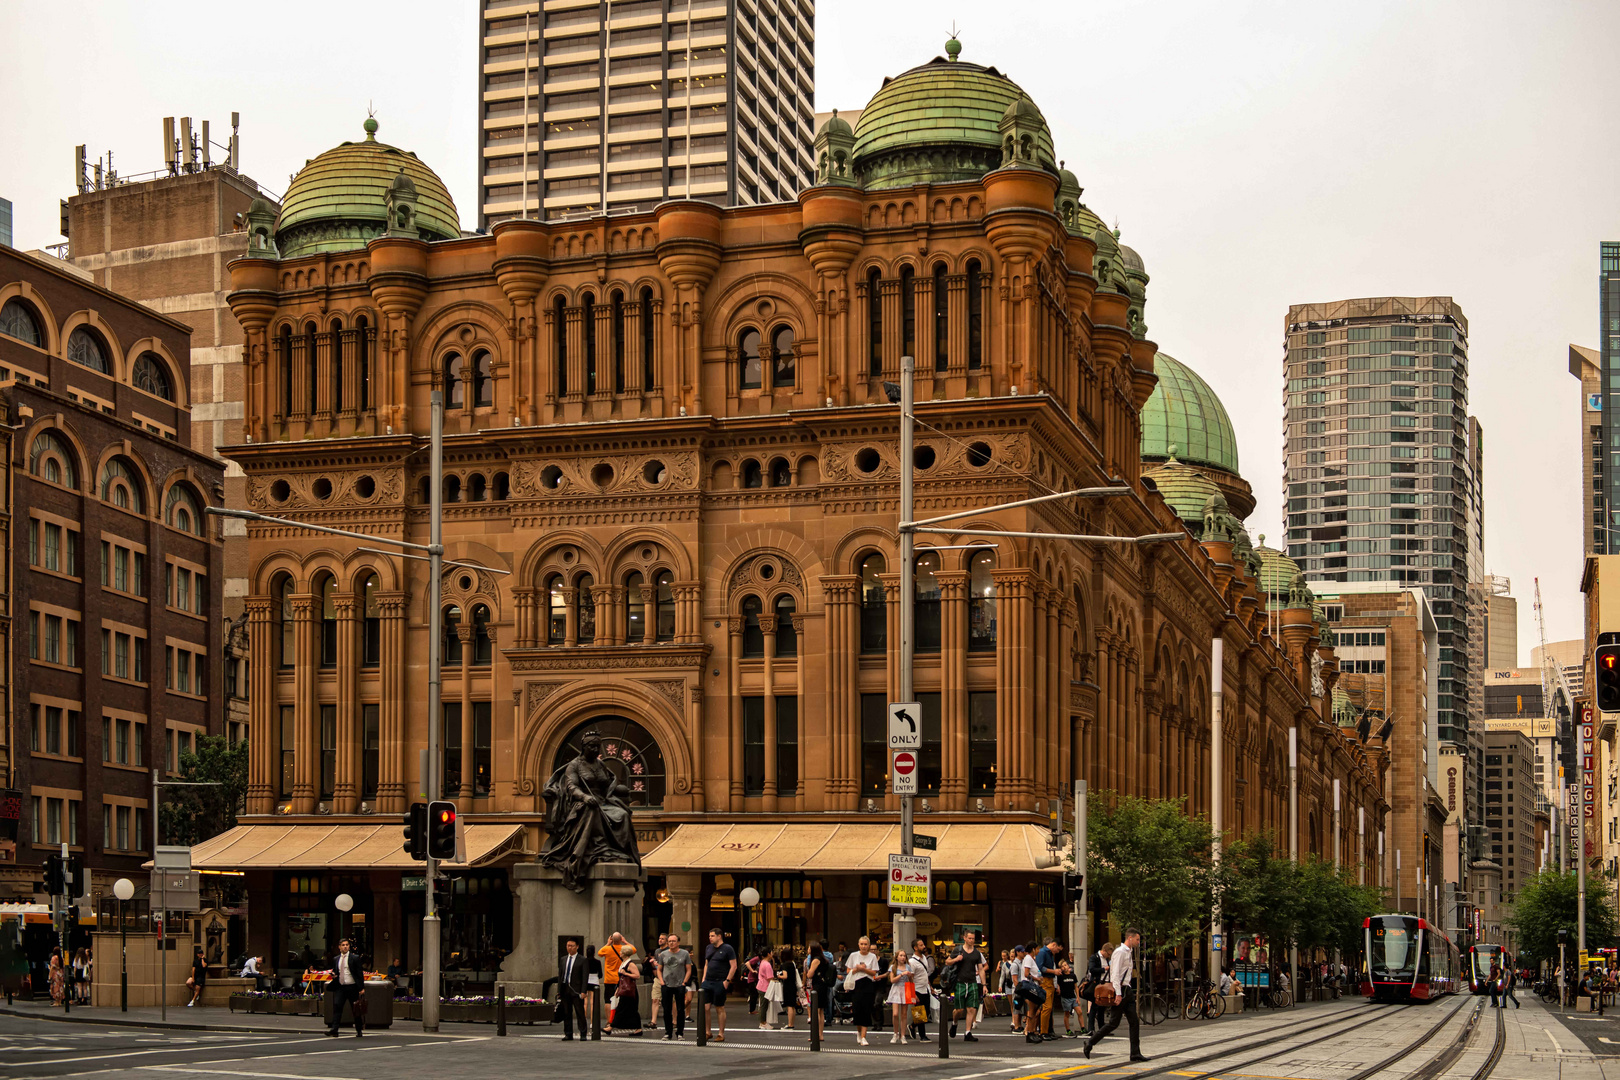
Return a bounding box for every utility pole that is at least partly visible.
[1070,779,1088,964]
[424,391,445,1032]
[893,356,917,954]
[1210,637,1223,977]
[1288,725,1298,1005]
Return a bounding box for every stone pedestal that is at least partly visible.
[499,862,645,997]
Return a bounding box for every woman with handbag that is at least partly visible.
[776,945,801,1030]
[610,957,644,1035]
[805,942,833,1032]
[885,949,915,1044]
[845,937,882,1046]
[757,948,780,1028]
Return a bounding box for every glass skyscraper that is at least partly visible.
[1600,243,1620,550]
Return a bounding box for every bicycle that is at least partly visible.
[1138,989,1172,1026]
[1183,980,1227,1020]
[1263,986,1293,1009]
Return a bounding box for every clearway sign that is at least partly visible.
[888,853,931,909]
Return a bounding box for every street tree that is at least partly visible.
[1086,791,1218,955]
[157,735,249,847]
[1508,869,1619,966]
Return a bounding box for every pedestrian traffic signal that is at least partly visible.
[402,802,428,861]
[1598,644,1620,712]
[427,800,457,861]
[41,854,64,896]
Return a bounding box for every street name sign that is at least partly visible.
[912,832,937,851]
[888,702,921,750]
[888,853,931,908]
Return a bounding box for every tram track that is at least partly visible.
[1342,996,1477,1080]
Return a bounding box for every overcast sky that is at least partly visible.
[3,0,1615,661]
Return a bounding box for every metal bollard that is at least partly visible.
[810,990,821,1051]
[497,983,506,1036]
[938,991,950,1059]
[591,986,602,1040]
[696,987,708,1046]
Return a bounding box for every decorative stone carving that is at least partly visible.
[525,681,566,718]
[508,450,700,498]
[727,554,804,598]
[642,679,686,713]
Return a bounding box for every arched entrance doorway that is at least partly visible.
[549,715,667,809]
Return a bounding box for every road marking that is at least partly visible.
[7,1036,330,1067]
[1543,1027,1564,1053]
[143,1069,362,1080]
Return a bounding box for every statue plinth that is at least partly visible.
[498,861,646,997]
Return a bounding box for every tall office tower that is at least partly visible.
[1283,296,1482,796]
[0,197,12,248]
[1573,343,1603,555]
[1484,575,1517,669]
[476,0,817,227]
[1600,243,1620,549]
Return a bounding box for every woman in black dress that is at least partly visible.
[610,958,643,1035]
[845,937,883,1046]
[777,945,801,1030]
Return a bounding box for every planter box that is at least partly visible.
[393,1001,422,1020]
[228,994,252,1014]
[1224,994,1244,1014]
[504,1003,550,1025]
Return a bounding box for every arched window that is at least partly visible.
[28,432,78,489]
[966,258,984,370]
[867,267,883,375]
[472,349,493,408]
[553,295,568,396]
[275,574,295,669]
[640,287,656,388]
[330,318,344,413]
[469,473,488,502]
[933,263,949,370]
[133,353,175,400]
[654,570,675,642]
[443,475,461,503]
[611,290,626,393]
[771,325,795,387]
[859,553,886,653]
[316,572,338,667]
[740,595,764,657]
[68,327,111,374]
[582,292,597,395]
[546,574,566,644]
[418,476,432,505]
[304,322,318,414]
[915,551,942,652]
[356,315,371,412]
[774,594,797,657]
[472,604,493,664]
[278,325,294,416]
[443,352,464,410]
[768,457,791,487]
[551,715,666,807]
[900,264,916,358]
[625,572,645,643]
[442,605,463,664]
[576,573,596,644]
[968,548,998,651]
[99,458,147,513]
[739,328,762,390]
[493,472,510,500]
[0,298,42,346]
[741,459,763,489]
[361,573,381,667]
[165,484,202,535]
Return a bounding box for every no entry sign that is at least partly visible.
[892,749,918,795]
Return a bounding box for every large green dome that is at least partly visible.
[851,43,1056,190]
[277,118,460,259]
[1140,353,1240,476]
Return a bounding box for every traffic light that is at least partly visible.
[402,802,428,861]
[427,801,457,861]
[1062,871,1085,906]
[41,854,64,896]
[1597,643,1620,712]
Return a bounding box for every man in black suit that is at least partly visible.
[557,939,588,1040]
[325,939,366,1037]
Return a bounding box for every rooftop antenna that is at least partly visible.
[75,145,88,194]
[163,118,177,174]
[202,120,212,168]
[181,117,195,172]
[230,111,240,171]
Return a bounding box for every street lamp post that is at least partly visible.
[113,877,134,1012]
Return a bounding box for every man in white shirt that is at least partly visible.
[1082,927,1144,1063]
[239,955,260,978]
[325,939,365,1038]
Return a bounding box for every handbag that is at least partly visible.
[844,969,861,991]
[766,979,784,1004]
[910,1003,928,1023]
[1094,982,1117,1008]
[615,974,637,998]
[1017,978,1047,1005]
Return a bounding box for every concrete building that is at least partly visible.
[1572,343,1603,557]
[1484,729,1537,912]
[476,0,816,226]
[61,133,276,745]
[0,246,226,907]
[1599,243,1620,550]
[192,44,1388,975]
[1485,575,1516,670]
[0,197,13,249]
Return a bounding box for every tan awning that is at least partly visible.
[643,823,1062,874]
[188,823,526,871]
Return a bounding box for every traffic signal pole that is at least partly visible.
[894,356,916,955]
[424,391,444,1033]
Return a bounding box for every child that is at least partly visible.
[1056,959,1080,1036]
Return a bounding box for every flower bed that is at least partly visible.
[389,995,549,1024]
[231,991,320,1016]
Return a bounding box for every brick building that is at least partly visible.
[0,246,225,904]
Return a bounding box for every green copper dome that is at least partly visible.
[1253,538,1301,610]
[1140,352,1240,476]
[277,119,460,259]
[1332,686,1359,726]
[851,44,1056,190]
[1145,454,1221,529]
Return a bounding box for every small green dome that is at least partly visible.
[1332,686,1359,726]
[1253,538,1302,610]
[1140,352,1241,476]
[277,119,460,259]
[851,45,1056,190]
[1145,454,1221,529]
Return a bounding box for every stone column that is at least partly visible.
[665,872,703,943]
[334,593,360,814]
[512,587,537,649]
[595,584,620,646]
[936,570,969,810]
[378,592,408,813]
[761,614,778,808]
[562,587,579,647]
[246,598,275,814]
[819,576,858,807]
[672,582,701,645]
[458,624,474,803]
[1032,584,1050,799]
[728,616,744,810]
[792,611,808,808]
[624,301,644,396]
[290,594,317,813]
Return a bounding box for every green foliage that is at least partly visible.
[157,735,249,847]
[1086,791,1218,953]
[1217,833,1383,958]
[1508,870,1620,966]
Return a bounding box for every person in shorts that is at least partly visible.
[1056,959,1081,1036]
[701,928,738,1041]
[944,930,986,1042]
